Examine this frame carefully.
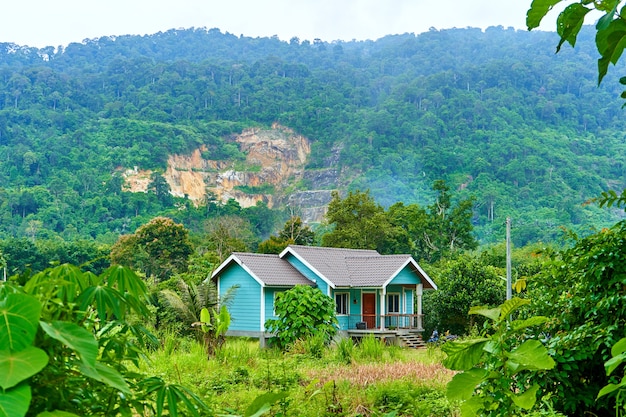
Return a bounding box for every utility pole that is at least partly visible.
[506,217,512,300]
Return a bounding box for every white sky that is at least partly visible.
[1,0,565,48]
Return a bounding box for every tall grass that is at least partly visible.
[142,334,457,416]
[358,334,385,361]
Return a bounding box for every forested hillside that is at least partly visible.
[0,25,624,246]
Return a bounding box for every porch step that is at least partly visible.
[397,333,426,349]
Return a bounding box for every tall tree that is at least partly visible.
[321,190,411,254]
[110,216,193,281]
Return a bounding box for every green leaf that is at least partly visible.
[200,307,210,333]
[511,384,540,410]
[446,368,489,401]
[511,316,549,332]
[597,376,626,399]
[441,338,489,371]
[596,18,626,83]
[77,285,124,321]
[556,3,591,52]
[0,292,41,351]
[0,347,48,389]
[527,0,563,30]
[611,336,626,357]
[79,362,131,394]
[498,297,530,321]
[604,352,626,375]
[39,321,98,367]
[245,392,289,417]
[468,305,500,322]
[459,395,484,417]
[0,384,31,417]
[506,340,555,372]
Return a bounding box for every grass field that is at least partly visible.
[138,335,459,416]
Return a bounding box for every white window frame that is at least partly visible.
[387,293,401,314]
[335,292,349,315]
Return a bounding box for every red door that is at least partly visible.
[362,293,377,329]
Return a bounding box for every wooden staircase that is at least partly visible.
[397,333,426,349]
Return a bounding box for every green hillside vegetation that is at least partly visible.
[0,26,624,248]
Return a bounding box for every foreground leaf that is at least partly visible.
[79,362,130,394]
[0,384,31,417]
[0,293,41,351]
[527,0,563,29]
[40,321,98,367]
[441,338,489,371]
[0,347,48,389]
[506,339,555,372]
[446,368,489,401]
[511,384,540,410]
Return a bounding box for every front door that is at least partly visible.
[362,293,377,329]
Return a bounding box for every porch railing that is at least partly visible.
[343,314,424,331]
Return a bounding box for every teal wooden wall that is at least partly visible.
[219,264,262,332]
[283,253,329,296]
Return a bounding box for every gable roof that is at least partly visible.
[211,252,314,287]
[280,245,436,290]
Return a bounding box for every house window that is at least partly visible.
[273,291,284,316]
[387,293,400,314]
[335,292,349,315]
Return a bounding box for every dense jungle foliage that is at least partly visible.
[0,25,625,248]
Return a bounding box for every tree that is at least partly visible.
[527,221,626,415]
[203,215,256,262]
[388,181,477,263]
[423,254,505,336]
[110,217,194,281]
[264,285,338,350]
[258,216,314,254]
[321,190,411,254]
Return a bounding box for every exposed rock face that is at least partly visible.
[123,124,338,222]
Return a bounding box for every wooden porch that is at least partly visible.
[342,313,424,332]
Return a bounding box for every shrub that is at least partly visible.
[265,285,338,350]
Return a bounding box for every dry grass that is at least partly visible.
[306,360,455,387]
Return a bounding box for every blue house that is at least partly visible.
[211,245,437,344]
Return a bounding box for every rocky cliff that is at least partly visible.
[123,124,342,222]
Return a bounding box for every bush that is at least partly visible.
[265,285,338,349]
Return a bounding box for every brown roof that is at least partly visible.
[229,252,313,287]
[281,245,379,286]
[281,246,435,289]
[345,255,413,287]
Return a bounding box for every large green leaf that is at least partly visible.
[506,339,555,372]
[77,285,124,321]
[0,346,48,389]
[596,18,626,82]
[468,305,500,322]
[498,297,530,321]
[446,368,489,401]
[0,384,31,417]
[441,338,489,371]
[39,321,97,367]
[79,362,130,394]
[511,383,540,410]
[0,293,41,351]
[459,395,484,417]
[556,3,591,52]
[527,0,563,29]
[511,316,549,332]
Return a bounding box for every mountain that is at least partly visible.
[0,25,624,246]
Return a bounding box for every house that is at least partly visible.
[211,245,437,345]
